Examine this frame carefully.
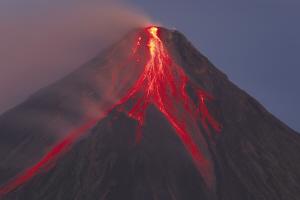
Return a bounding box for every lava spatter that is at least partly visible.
[0,26,221,196]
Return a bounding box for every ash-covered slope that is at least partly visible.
[0,30,143,185]
[1,27,300,200]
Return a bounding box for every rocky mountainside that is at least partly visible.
[0,27,299,200]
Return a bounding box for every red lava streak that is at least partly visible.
[0,117,101,196]
[116,26,221,187]
[0,26,221,196]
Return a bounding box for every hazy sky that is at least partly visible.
[127,0,300,132]
[0,0,299,132]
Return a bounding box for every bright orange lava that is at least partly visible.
[0,26,221,196]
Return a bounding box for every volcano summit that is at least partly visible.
[0,27,299,200]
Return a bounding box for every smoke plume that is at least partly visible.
[0,0,151,114]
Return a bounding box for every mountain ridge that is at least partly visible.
[0,26,299,200]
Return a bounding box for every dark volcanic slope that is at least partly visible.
[0,30,143,185]
[1,27,300,200]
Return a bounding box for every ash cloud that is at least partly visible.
[0,0,151,114]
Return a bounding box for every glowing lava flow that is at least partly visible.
[0,117,102,196]
[0,26,221,196]
[115,27,221,187]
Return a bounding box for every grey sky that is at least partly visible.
[0,0,299,132]
[127,0,300,132]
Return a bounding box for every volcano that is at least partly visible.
[0,27,299,200]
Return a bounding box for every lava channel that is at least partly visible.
[0,26,221,196]
[114,26,221,188]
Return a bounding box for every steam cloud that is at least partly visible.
[0,0,151,114]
